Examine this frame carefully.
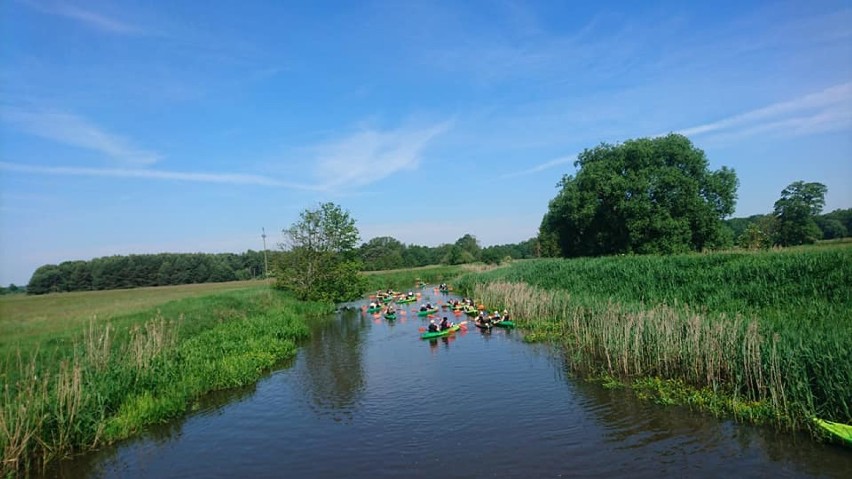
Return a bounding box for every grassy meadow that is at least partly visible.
[0,280,270,357]
[0,281,331,476]
[455,243,852,436]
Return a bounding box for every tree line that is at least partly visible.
[22,234,537,295]
[725,205,851,249]
[25,251,270,295]
[273,202,539,301]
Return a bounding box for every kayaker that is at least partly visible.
[420,304,428,312]
[387,305,396,314]
[440,317,452,331]
[428,320,439,333]
[501,309,510,321]
[490,310,502,322]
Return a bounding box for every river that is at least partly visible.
[47,291,851,478]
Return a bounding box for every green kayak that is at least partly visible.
[384,313,397,320]
[417,308,439,317]
[421,324,460,339]
[494,320,515,328]
[397,297,417,303]
[814,418,852,445]
[366,307,382,313]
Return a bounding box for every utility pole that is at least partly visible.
[261,227,269,282]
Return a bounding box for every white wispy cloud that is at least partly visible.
[1,107,161,166]
[502,155,577,178]
[20,0,143,34]
[0,162,316,190]
[310,121,452,189]
[675,82,852,140]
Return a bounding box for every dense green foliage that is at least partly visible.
[0,284,25,295]
[274,203,365,302]
[26,250,270,295]
[21,232,537,296]
[540,134,738,257]
[722,203,849,248]
[773,181,828,246]
[456,244,852,430]
[0,286,331,476]
[358,235,537,270]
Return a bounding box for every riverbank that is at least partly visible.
[454,243,852,441]
[0,284,332,477]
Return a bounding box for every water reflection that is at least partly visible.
[45,293,852,479]
[297,308,367,422]
[561,355,852,478]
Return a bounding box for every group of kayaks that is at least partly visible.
[363,284,518,341]
[366,287,852,448]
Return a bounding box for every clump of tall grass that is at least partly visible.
[1,288,331,477]
[456,244,852,435]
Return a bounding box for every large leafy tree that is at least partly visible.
[275,202,365,302]
[359,236,405,271]
[454,234,481,261]
[773,181,827,246]
[540,134,738,257]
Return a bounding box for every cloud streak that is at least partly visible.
[310,121,452,189]
[20,0,143,34]
[675,82,852,140]
[501,155,577,178]
[1,107,161,166]
[0,162,316,190]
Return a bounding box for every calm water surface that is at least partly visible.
[48,292,852,478]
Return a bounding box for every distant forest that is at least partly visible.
[20,236,539,295]
[12,206,851,295]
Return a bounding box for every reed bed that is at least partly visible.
[0,287,331,477]
[456,244,852,434]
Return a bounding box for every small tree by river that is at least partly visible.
[274,202,365,302]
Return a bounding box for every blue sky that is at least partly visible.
[1,0,851,286]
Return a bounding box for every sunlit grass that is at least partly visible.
[0,280,267,356]
[0,283,330,477]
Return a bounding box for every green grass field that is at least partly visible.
[0,280,330,476]
[0,280,269,356]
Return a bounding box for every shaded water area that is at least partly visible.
[47,291,851,478]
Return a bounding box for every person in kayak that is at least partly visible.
[386,305,396,315]
[440,317,452,331]
[428,319,439,333]
[501,309,510,321]
[419,304,427,312]
[490,310,502,323]
[476,310,492,327]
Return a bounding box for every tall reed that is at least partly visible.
[1,287,330,477]
[457,244,852,432]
